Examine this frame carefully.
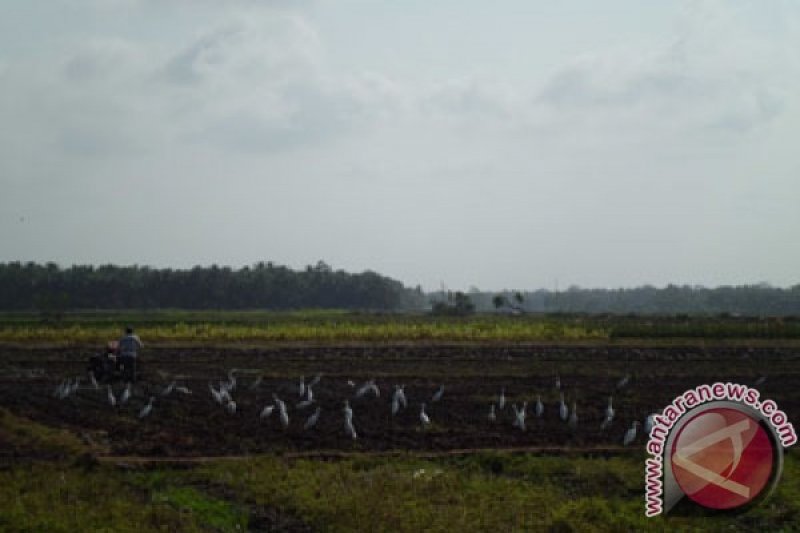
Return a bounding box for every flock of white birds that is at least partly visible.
[51,369,659,447]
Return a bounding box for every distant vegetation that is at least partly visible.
[0,261,424,312]
[451,284,800,316]
[1,262,799,316]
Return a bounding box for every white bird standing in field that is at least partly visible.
[120,383,131,404]
[209,382,221,404]
[107,385,117,407]
[304,407,321,430]
[139,396,155,419]
[431,385,444,403]
[279,401,289,429]
[306,386,314,403]
[559,393,568,422]
[260,404,275,419]
[396,385,407,409]
[555,374,561,390]
[488,404,496,423]
[219,386,232,404]
[356,379,379,398]
[226,369,237,392]
[55,379,69,399]
[512,402,527,431]
[343,400,357,440]
[623,421,640,446]
[568,402,578,430]
[161,380,176,397]
[644,413,658,435]
[498,388,506,410]
[419,403,431,426]
[298,376,306,398]
[535,395,544,418]
[391,389,401,416]
[605,396,615,421]
[225,399,237,415]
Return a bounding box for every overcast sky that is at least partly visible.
[2,1,799,291]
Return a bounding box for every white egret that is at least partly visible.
[298,376,306,398]
[279,403,289,429]
[107,385,117,407]
[535,395,544,417]
[304,407,321,430]
[355,380,373,398]
[397,385,407,408]
[419,403,431,426]
[391,385,404,413]
[139,396,155,419]
[391,393,400,416]
[306,386,314,403]
[605,396,614,421]
[219,387,232,404]
[644,413,658,435]
[498,388,506,410]
[555,374,561,390]
[559,393,568,422]
[623,421,640,446]
[260,404,275,419]
[54,380,68,399]
[345,417,357,440]
[120,383,131,404]
[343,400,356,440]
[512,402,527,431]
[161,380,176,397]
[209,382,223,404]
[225,399,237,415]
[568,402,578,430]
[431,385,444,403]
[488,404,496,423]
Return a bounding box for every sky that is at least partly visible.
[1,0,799,291]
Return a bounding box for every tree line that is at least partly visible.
[471,284,800,316]
[1,261,798,315]
[0,261,425,312]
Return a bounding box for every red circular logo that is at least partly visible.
[671,407,775,510]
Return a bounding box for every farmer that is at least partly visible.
[118,326,144,383]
